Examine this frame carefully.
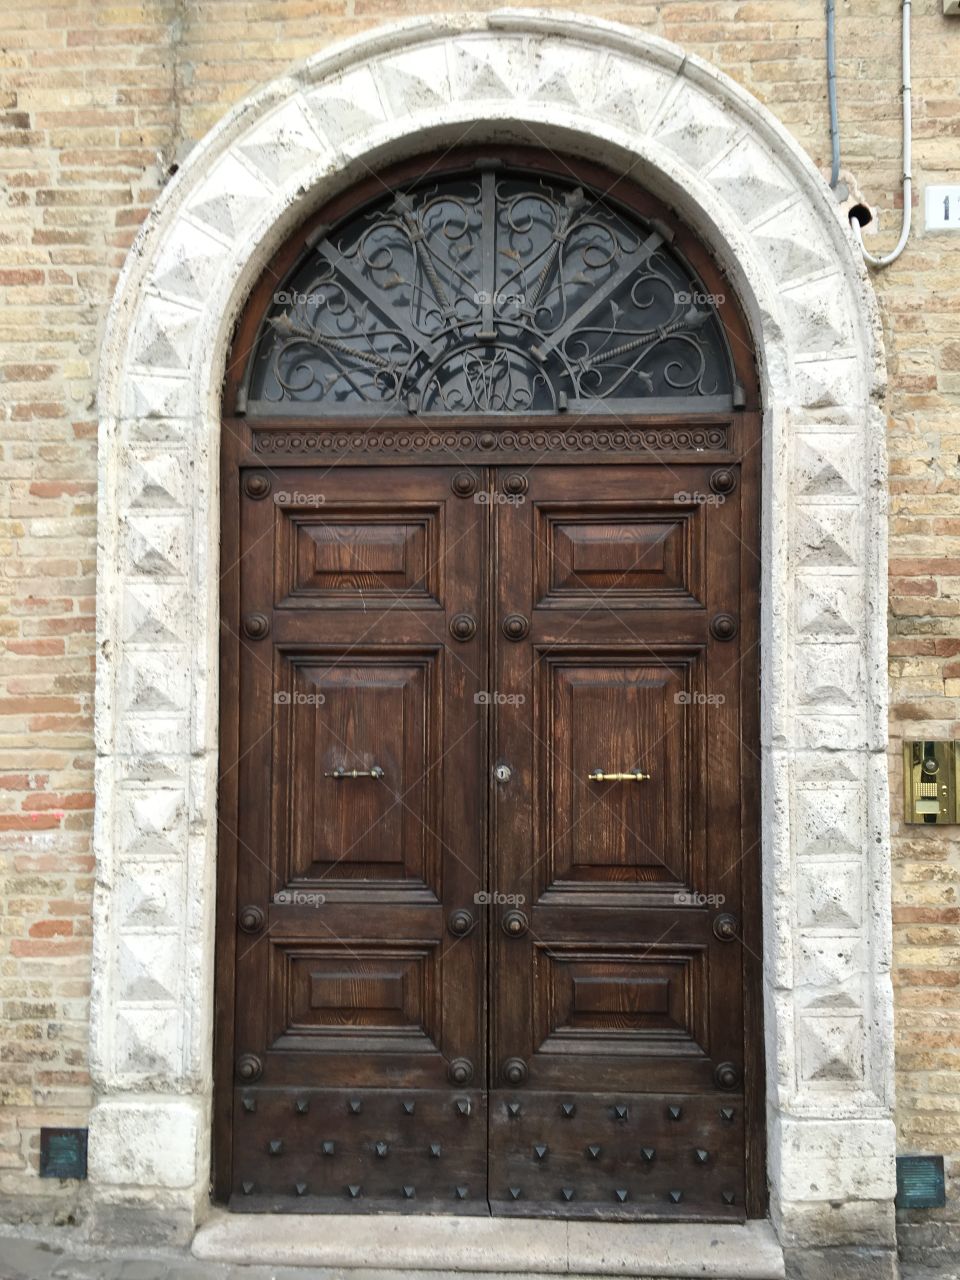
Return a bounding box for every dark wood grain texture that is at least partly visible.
[214,148,763,1220]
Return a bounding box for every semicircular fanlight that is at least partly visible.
[242,166,736,416]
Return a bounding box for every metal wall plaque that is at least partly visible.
[903,741,959,824]
[896,1155,946,1209]
[39,1127,87,1180]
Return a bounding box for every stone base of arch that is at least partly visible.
[87,12,897,1277]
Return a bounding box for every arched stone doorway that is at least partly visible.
[89,12,894,1275]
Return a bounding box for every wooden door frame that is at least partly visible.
[214,147,764,1214]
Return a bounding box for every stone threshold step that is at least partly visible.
[192,1213,785,1279]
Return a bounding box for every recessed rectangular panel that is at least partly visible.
[302,521,423,590]
[273,945,438,1048]
[540,657,696,891]
[275,506,441,606]
[535,505,702,608]
[534,946,708,1052]
[279,653,439,888]
[572,974,671,1017]
[310,970,405,1016]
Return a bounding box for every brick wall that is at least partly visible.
[0,0,957,1236]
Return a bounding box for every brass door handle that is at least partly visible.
[324,766,385,780]
[588,769,651,782]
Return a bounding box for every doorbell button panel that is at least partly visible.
[903,741,959,823]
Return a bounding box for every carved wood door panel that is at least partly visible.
[217,443,761,1220]
[222,464,489,1212]
[488,462,756,1218]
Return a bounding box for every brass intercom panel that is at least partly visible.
[903,741,959,824]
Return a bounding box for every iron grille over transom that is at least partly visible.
[241,164,736,416]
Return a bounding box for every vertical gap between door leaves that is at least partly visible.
[483,463,495,1215]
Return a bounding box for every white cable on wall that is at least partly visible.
[851,0,912,267]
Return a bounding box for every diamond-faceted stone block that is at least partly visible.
[707,134,793,224]
[794,434,861,498]
[654,85,739,172]
[796,573,863,638]
[799,1013,865,1085]
[117,934,181,1004]
[795,785,863,857]
[116,788,187,860]
[115,860,182,931]
[794,644,862,708]
[376,47,452,115]
[595,55,676,136]
[794,507,859,568]
[796,861,863,930]
[118,651,190,718]
[186,153,272,240]
[149,222,226,305]
[304,67,386,147]
[123,514,188,578]
[121,584,187,646]
[782,274,854,356]
[236,98,329,187]
[114,1006,181,1079]
[121,448,188,512]
[130,298,199,373]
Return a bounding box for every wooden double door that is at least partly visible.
[216,438,762,1220]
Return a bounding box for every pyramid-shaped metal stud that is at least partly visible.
[720,1106,735,1123]
[429,1143,442,1158]
[534,1144,548,1161]
[268,1139,283,1156]
[241,1096,256,1113]
[695,1149,710,1165]
[668,1105,682,1121]
[347,1185,361,1199]
[561,1102,576,1118]
[507,1101,521,1117]
[402,1100,416,1115]
[349,1099,362,1114]
[295,1182,308,1196]
[455,1186,469,1200]
[321,1141,335,1157]
[615,1189,629,1202]
[722,1190,736,1205]
[614,1104,628,1121]
[509,1187,522,1200]
[669,1189,683,1204]
[587,1145,601,1160]
[375,1141,389,1158]
[456,1099,471,1116]
[241,1180,254,1195]
[403,1186,416,1199]
[641,1147,656,1162]
[295,1098,309,1114]
[561,1188,574,1201]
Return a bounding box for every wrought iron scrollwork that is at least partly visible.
[244,167,734,416]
